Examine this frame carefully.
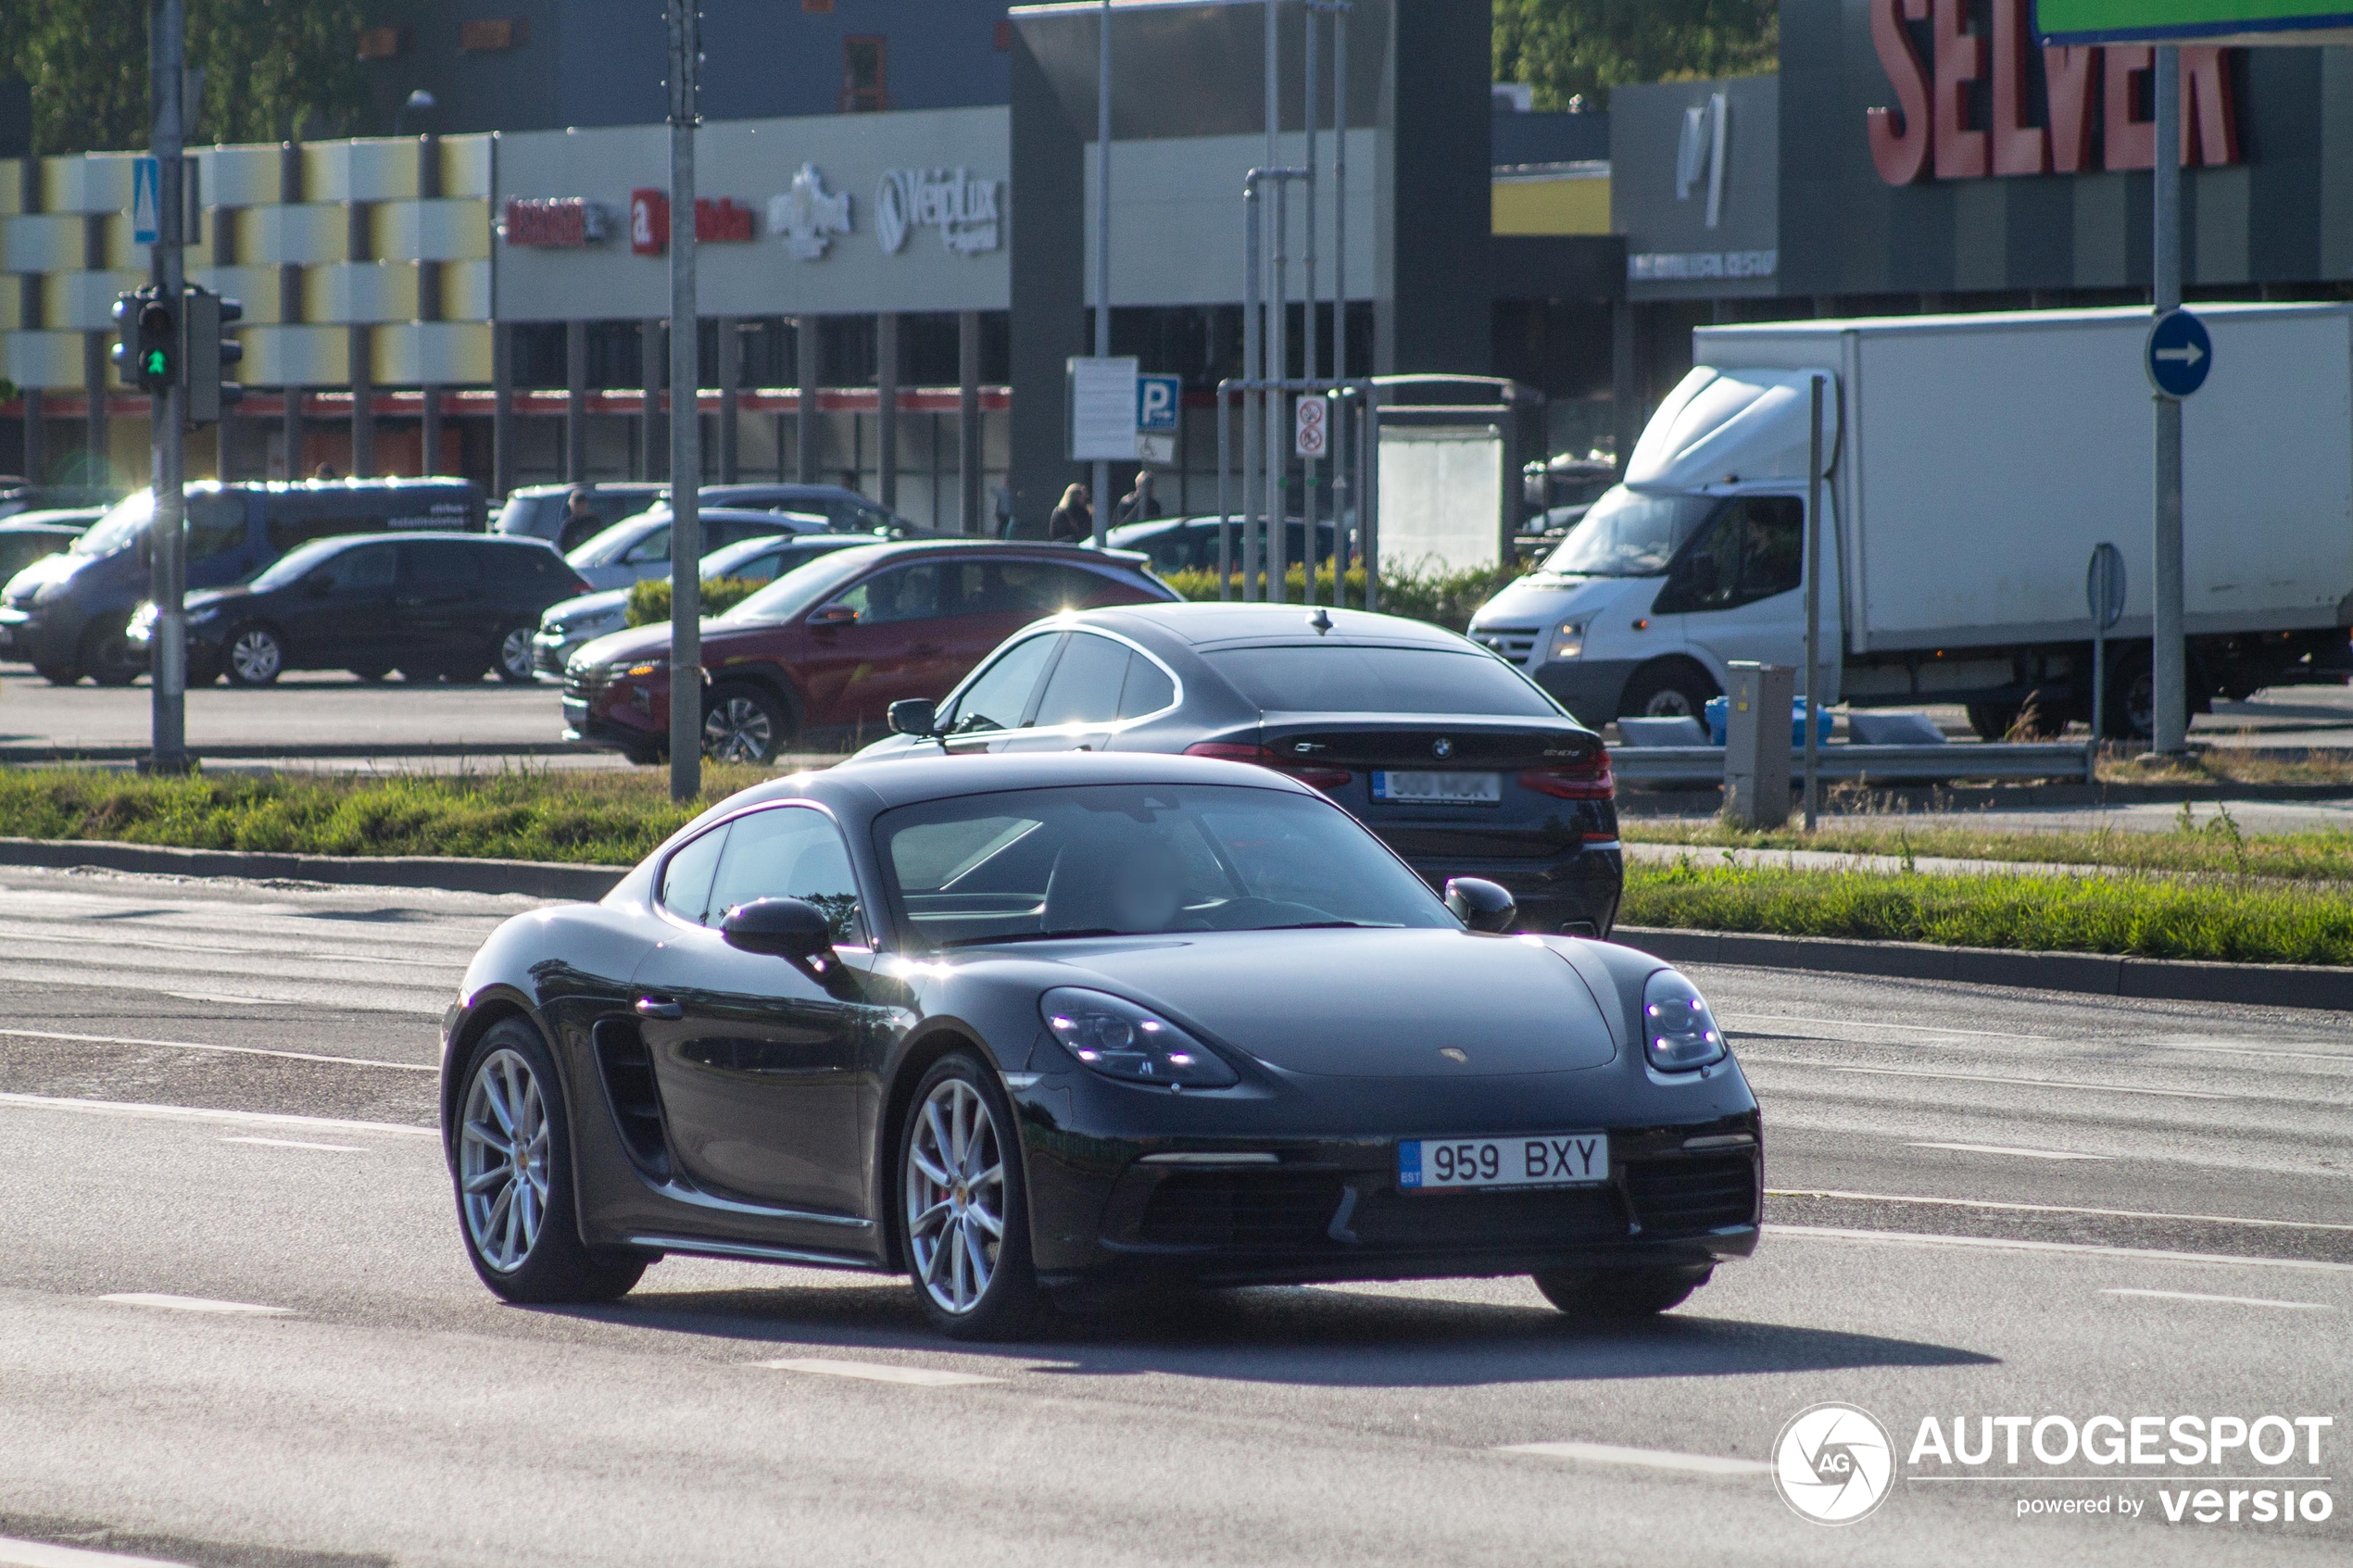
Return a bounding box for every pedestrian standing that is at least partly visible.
[1048,483,1093,544]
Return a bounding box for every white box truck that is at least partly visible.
[1469,305,2353,738]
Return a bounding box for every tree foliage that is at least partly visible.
[1493,0,1780,111]
[5,0,370,154]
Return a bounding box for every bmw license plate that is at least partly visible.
[1398,1133,1609,1192]
[1372,770,1501,805]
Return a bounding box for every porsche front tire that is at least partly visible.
[899,1052,1044,1341]
[1532,1264,1711,1319]
[453,1018,646,1304]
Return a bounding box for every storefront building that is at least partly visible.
[2,0,1627,525]
[1612,0,2353,415]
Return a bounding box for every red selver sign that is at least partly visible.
[500,197,610,247]
[1867,0,2238,186]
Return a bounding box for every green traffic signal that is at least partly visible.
[144,349,170,376]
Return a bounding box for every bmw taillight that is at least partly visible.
[1519,750,1614,800]
[1184,740,1353,792]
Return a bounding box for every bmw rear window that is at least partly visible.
[1203,645,1564,718]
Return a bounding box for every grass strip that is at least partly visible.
[1623,808,2353,884]
[0,766,778,867]
[1622,857,2353,968]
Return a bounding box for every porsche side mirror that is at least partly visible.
[1444,877,1517,934]
[807,602,858,628]
[887,697,938,737]
[721,897,835,961]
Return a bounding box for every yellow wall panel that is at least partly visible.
[1491,175,1613,237]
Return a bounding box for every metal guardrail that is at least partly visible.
[1612,743,2094,789]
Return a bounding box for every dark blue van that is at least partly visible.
[0,479,484,684]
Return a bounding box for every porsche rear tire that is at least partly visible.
[1532,1264,1711,1319]
[453,1018,646,1304]
[899,1052,1044,1341]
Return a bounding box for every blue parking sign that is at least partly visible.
[1137,374,1180,434]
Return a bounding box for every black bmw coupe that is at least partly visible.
[440,753,1760,1339]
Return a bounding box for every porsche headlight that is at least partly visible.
[1642,970,1725,1072]
[1551,619,1589,661]
[1041,987,1238,1087]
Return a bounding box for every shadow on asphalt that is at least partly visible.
[539,1281,1996,1387]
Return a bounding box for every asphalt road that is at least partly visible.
[1,865,2347,1567]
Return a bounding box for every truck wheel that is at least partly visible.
[1964,703,2020,742]
[1618,659,1718,721]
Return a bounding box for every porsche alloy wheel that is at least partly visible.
[450,1021,645,1304]
[900,1057,1042,1337]
[906,1076,1004,1314]
[459,1047,549,1273]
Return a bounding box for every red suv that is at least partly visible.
[563,540,1176,762]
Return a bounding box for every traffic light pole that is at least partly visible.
[147,0,190,773]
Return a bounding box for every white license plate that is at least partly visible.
[1372,770,1501,805]
[1398,1133,1609,1192]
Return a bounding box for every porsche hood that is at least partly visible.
[1033,929,1620,1078]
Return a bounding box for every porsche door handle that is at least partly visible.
[634,997,684,1020]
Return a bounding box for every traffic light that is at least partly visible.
[182,285,245,425]
[109,287,179,394]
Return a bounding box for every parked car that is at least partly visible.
[857,603,1622,935]
[0,483,123,522]
[0,510,101,601]
[564,540,1175,764]
[533,528,888,677]
[1106,515,1344,577]
[436,751,1755,1336]
[564,508,833,594]
[494,483,667,554]
[0,479,484,685]
[128,533,591,686]
[690,483,920,536]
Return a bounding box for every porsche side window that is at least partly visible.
[1115,650,1176,718]
[659,823,728,925]
[946,634,1059,734]
[705,806,866,945]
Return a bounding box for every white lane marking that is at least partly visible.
[1738,1058,2240,1101]
[220,1135,366,1153]
[2103,1288,2334,1311]
[1498,1441,1771,1476]
[1768,1188,2353,1234]
[1908,1141,2114,1161]
[168,991,291,1007]
[1769,1223,2353,1274]
[1728,1010,2352,1064]
[0,1536,196,1568]
[0,1027,433,1073]
[0,1091,435,1139]
[754,1357,1005,1387]
[0,922,469,970]
[99,1293,293,1316]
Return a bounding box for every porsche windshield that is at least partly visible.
[1539,486,1718,577]
[876,783,1454,949]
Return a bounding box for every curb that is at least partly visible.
[1614,925,2350,1014]
[0,836,625,901]
[0,741,597,765]
[1617,778,2353,809]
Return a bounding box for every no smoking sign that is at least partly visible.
[1293,395,1328,458]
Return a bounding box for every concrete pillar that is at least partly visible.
[640,318,664,482]
[1610,300,1638,479]
[21,388,44,486]
[1723,661,1794,830]
[958,309,981,533]
[795,317,819,483]
[876,310,899,512]
[716,316,740,483]
[349,327,374,477]
[283,387,302,480]
[564,319,588,483]
[492,321,515,499]
[82,332,107,486]
[421,384,442,477]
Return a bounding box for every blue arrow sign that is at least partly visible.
[132,157,161,245]
[1137,373,1180,434]
[2145,308,2211,399]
